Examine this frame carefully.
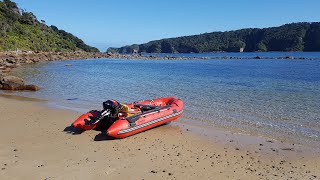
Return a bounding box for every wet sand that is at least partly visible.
[0,95,319,180]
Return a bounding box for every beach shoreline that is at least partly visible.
[1,51,320,75]
[0,94,319,179]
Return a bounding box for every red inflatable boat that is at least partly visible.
[72,96,184,138]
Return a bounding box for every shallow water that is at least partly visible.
[7,53,320,145]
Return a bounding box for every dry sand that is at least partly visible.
[0,95,319,180]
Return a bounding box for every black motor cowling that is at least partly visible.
[103,100,122,117]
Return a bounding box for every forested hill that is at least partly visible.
[111,22,320,53]
[0,0,98,52]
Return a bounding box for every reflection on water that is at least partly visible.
[7,54,320,145]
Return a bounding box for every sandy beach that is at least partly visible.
[0,94,319,180]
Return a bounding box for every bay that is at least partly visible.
[7,52,320,146]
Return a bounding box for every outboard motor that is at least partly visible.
[83,100,122,127]
[103,100,122,118]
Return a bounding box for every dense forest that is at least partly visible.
[110,22,320,53]
[0,0,98,52]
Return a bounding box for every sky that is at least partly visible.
[12,0,320,51]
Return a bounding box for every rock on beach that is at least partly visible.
[24,84,40,91]
[0,75,39,91]
[0,75,25,90]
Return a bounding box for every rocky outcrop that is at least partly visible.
[0,51,138,75]
[0,75,39,91]
[0,51,138,92]
[0,76,25,90]
[1,76,25,84]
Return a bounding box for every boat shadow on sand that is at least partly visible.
[63,125,116,140]
[94,132,115,141]
[64,121,173,141]
[63,125,85,135]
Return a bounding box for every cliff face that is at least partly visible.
[112,22,320,53]
[0,0,99,52]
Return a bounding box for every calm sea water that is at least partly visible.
[7,52,320,145]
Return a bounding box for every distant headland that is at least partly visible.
[109,22,320,54]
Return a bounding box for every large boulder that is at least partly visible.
[1,75,25,85]
[1,83,25,90]
[0,76,40,91]
[0,75,25,90]
[25,84,40,91]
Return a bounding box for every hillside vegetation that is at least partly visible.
[0,0,98,52]
[111,22,320,53]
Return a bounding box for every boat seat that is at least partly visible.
[126,105,171,123]
[134,104,158,112]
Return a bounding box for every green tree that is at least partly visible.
[161,40,173,53]
[20,12,37,25]
[256,41,267,51]
[304,23,320,51]
[4,0,18,9]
